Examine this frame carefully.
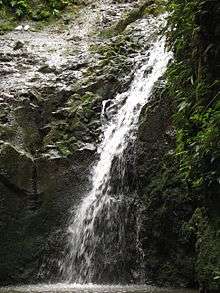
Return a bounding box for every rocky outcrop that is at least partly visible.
[0,141,95,284]
[135,84,196,287]
[0,0,161,285]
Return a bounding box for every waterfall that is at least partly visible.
[60,20,172,284]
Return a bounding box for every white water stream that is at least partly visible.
[60,18,172,284]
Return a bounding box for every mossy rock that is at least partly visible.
[42,91,101,157]
[100,0,164,37]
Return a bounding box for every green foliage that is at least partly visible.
[46,0,70,16]
[166,0,220,192]
[0,0,75,20]
[166,0,220,290]
[0,20,16,32]
[188,208,220,289]
[0,0,30,17]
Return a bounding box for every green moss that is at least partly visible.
[87,34,139,87]
[144,3,165,16]
[56,142,72,157]
[42,92,101,157]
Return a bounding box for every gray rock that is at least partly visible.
[38,64,58,74]
[13,41,24,51]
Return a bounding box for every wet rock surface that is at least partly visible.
[0,0,161,285]
[135,85,196,287]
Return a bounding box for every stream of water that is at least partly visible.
[59,27,172,283]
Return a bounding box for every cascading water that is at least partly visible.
[60,17,172,284]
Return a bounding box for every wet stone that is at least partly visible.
[38,64,58,74]
[13,41,24,50]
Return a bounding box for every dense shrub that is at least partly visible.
[166,0,220,193]
[0,0,75,19]
[165,0,220,290]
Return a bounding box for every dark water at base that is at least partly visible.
[0,284,197,293]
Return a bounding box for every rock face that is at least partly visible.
[0,0,160,285]
[135,85,196,287]
[0,144,93,285]
[0,0,218,289]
